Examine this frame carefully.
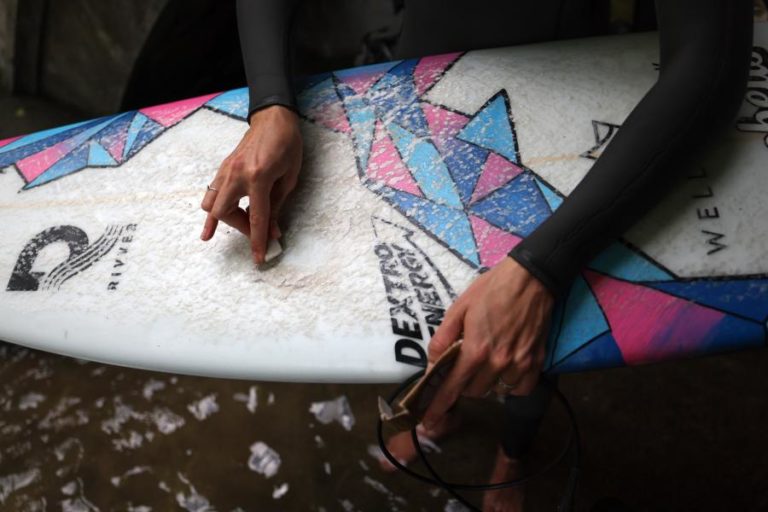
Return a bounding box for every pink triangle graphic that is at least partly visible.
[104,122,130,163]
[423,104,470,146]
[16,139,71,182]
[140,93,219,128]
[471,153,524,203]
[0,135,22,149]
[340,70,389,96]
[583,270,725,365]
[367,122,422,196]
[470,215,522,268]
[414,53,462,97]
[308,98,351,134]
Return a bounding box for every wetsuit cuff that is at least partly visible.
[507,247,565,300]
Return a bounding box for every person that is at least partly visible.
[200,1,752,510]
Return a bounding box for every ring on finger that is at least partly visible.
[496,374,520,393]
[207,184,218,192]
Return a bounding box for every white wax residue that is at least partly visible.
[308,396,355,431]
[187,394,219,421]
[248,441,281,478]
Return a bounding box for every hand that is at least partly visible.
[422,257,554,430]
[200,105,302,264]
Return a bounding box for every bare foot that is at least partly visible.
[482,446,525,512]
[378,411,462,472]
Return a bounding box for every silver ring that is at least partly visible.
[496,376,519,392]
[207,184,218,192]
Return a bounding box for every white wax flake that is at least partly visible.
[444,499,472,512]
[18,392,45,410]
[61,481,77,495]
[267,393,275,405]
[248,441,281,478]
[142,379,166,400]
[358,460,369,472]
[308,395,355,431]
[90,366,106,376]
[111,466,152,487]
[158,481,171,493]
[152,407,185,434]
[0,468,41,504]
[187,394,219,421]
[127,506,152,512]
[272,483,289,499]
[176,473,213,512]
[61,497,97,512]
[112,431,144,452]
[323,462,332,475]
[94,398,105,408]
[314,435,325,448]
[233,386,258,413]
[339,499,356,512]
[54,438,83,463]
[416,434,442,454]
[363,476,407,507]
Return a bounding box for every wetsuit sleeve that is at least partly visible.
[236,0,301,118]
[507,0,753,299]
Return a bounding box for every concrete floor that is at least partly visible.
[1,96,768,512]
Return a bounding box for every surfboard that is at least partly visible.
[1,26,767,383]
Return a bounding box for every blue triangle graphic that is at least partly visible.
[0,118,106,170]
[26,145,90,188]
[388,123,462,209]
[534,178,564,212]
[549,331,625,373]
[126,118,164,159]
[648,278,768,322]
[123,113,149,159]
[368,59,429,138]
[88,141,117,166]
[383,187,479,265]
[205,88,249,120]
[457,93,518,163]
[551,274,611,365]
[469,172,551,236]
[440,137,488,206]
[589,242,674,283]
[338,82,376,171]
[335,61,400,82]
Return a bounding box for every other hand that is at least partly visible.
[422,256,554,430]
[200,105,302,264]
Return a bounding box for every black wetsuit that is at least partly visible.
[237,0,752,299]
[236,0,752,457]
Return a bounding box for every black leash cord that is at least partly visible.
[376,370,581,511]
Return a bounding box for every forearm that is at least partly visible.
[236,0,301,118]
[509,0,753,298]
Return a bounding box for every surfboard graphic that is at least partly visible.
[1,27,766,381]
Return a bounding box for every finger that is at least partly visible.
[427,302,466,368]
[220,207,250,237]
[200,184,219,213]
[422,344,484,430]
[248,187,271,264]
[268,176,294,239]
[463,358,504,398]
[506,367,540,397]
[200,213,218,241]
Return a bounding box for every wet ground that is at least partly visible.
[2,97,768,512]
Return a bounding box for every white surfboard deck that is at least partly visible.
[1,26,766,382]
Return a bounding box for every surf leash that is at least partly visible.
[377,370,581,511]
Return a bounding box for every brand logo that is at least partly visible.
[737,46,768,146]
[581,120,621,160]
[7,224,137,291]
[371,218,456,369]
